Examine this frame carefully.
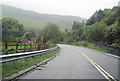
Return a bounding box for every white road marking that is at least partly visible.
[78,50,117,81]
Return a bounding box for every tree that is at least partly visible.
[2,17,24,42]
[86,9,105,26]
[43,24,62,43]
[85,22,108,42]
[117,7,120,25]
[105,7,120,45]
[105,22,120,45]
[63,6,120,47]
[73,28,83,41]
[72,21,76,30]
[104,11,117,26]
[0,19,2,42]
[72,21,84,30]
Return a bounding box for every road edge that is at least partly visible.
[63,44,120,59]
[86,47,120,59]
[3,51,61,81]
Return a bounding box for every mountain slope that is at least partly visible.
[1,5,86,31]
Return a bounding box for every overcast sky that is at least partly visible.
[1,0,119,19]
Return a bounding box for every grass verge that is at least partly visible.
[82,45,109,53]
[2,50,59,79]
[62,41,109,53]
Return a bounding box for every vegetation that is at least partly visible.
[2,17,24,42]
[64,41,109,53]
[1,17,61,79]
[1,6,120,49]
[1,17,37,42]
[36,24,63,48]
[86,6,118,26]
[63,6,120,47]
[72,21,85,30]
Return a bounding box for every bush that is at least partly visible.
[45,40,55,48]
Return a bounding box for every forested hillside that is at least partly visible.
[86,6,118,26]
[1,5,86,31]
[63,6,120,47]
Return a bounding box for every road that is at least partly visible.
[20,44,119,80]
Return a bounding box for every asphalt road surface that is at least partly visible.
[20,44,119,80]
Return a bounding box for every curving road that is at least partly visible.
[20,44,119,80]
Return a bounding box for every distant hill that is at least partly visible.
[1,5,86,31]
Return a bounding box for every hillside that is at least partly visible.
[86,6,118,26]
[1,5,86,31]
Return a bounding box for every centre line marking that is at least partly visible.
[78,50,117,81]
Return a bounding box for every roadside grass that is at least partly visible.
[62,41,109,53]
[84,45,109,53]
[2,50,59,79]
[0,63,2,80]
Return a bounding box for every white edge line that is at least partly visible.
[78,50,117,81]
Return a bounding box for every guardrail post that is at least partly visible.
[13,60,17,64]
[48,50,50,53]
[40,54,42,56]
[25,57,29,62]
[33,56,36,59]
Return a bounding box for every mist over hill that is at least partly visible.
[1,5,86,31]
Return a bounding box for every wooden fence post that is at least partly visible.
[24,43,26,52]
[35,44,37,50]
[30,43,32,51]
[20,43,22,52]
[37,43,39,50]
[16,43,18,53]
[34,43,35,50]
[5,43,8,54]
